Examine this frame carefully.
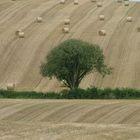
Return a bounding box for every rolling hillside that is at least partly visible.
[0,99,140,139]
[0,0,140,91]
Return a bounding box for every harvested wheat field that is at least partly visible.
[0,0,140,91]
[0,99,139,140]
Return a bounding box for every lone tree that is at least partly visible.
[40,39,111,89]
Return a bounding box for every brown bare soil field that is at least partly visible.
[0,99,139,139]
[0,0,140,91]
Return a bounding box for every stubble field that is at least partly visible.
[0,99,140,140]
[0,0,140,91]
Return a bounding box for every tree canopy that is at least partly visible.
[40,39,112,89]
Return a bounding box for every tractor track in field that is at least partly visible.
[0,99,140,140]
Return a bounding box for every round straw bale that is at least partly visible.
[18,31,25,38]
[15,29,22,35]
[124,1,129,6]
[60,0,65,4]
[63,27,69,33]
[126,17,132,22]
[99,30,106,36]
[74,0,79,5]
[99,15,105,20]
[97,2,102,7]
[64,18,70,25]
[7,83,15,91]
[36,17,43,23]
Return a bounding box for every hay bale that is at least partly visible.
[15,29,22,35]
[99,15,105,20]
[99,30,106,36]
[15,30,25,38]
[137,27,140,32]
[97,2,102,7]
[7,83,15,91]
[126,17,132,22]
[18,31,25,38]
[63,27,69,33]
[74,0,79,5]
[60,0,65,4]
[64,18,70,25]
[124,1,129,6]
[36,17,43,23]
